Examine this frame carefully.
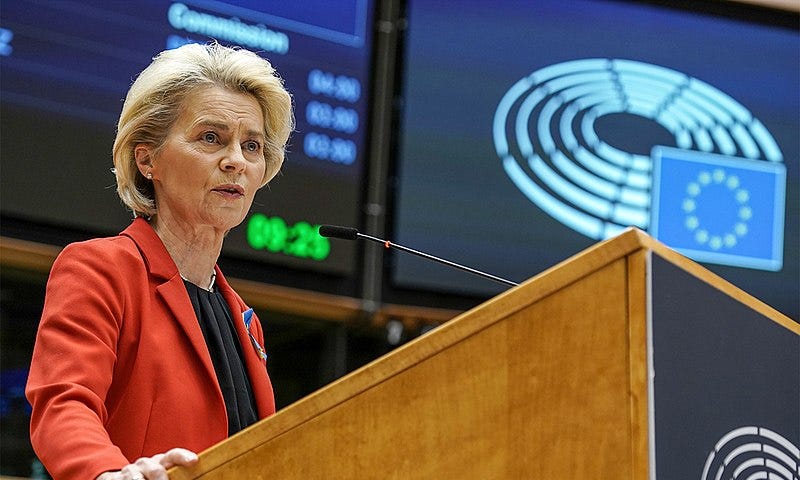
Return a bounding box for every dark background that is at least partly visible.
[1,0,797,477]
[390,0,799,319]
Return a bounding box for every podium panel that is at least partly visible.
[170,229,797,480]
[649,255,799,479]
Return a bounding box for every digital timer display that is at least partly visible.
[1,0,376,277]
[246,214,330,262]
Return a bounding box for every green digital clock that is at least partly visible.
[246,213,331,261]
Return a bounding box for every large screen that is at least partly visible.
[0,0,376,275]
[391,0,799,319]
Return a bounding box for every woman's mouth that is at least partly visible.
[213,184,245,198]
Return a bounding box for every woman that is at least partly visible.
[25,42,294,480]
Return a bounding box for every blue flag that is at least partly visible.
[650,147,786,271]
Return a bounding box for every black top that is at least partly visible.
[183,280,258,436]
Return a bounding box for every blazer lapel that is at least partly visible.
[121,219,221,393]
[154,277,220,386]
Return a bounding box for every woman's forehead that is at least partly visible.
[176,85,264,131]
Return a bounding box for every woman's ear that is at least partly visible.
[134,144,154,178]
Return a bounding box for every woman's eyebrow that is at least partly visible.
[246,129,266,141]
[193,119,230,131]
[193,119,264,140]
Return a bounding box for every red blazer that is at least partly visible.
[26,218,275,480]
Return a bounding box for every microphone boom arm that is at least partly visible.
[356,232,519,288]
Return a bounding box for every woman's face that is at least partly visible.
[140,85,268,233]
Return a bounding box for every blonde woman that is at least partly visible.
[26,42,294,480]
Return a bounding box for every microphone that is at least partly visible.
[319,225,519,288]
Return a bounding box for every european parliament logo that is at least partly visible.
[650,147,786,271]
[493,58,787,272]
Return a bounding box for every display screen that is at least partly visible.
[0,0,376,275]
[392,0,799,319]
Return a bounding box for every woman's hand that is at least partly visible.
[96,448,198,480]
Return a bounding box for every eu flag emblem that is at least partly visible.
[650,147,786,271]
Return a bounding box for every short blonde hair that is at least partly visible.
[113,42,294,217]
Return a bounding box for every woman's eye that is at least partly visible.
[203,132,218,143]
[244,141,261,152]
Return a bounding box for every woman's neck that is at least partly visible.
[150,215,224,289]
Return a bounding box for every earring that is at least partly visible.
[146,172,153,180]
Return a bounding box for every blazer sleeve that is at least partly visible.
[25,240,134,480]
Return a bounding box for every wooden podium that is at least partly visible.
[170,228,799,479]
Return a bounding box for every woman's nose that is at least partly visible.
[221,145,246,172]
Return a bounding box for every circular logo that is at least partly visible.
[682,168,752,251]
[701,426,799,480]
[493,58,783,240]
